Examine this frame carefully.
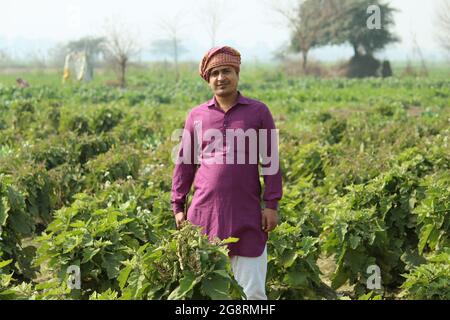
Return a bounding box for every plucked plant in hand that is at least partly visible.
[115,222,244,300]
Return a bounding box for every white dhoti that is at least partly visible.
[230,245,268,300]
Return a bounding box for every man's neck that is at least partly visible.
[215,91,239,113]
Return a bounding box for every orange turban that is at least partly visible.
[199,46,241,82]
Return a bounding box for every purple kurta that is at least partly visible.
[171,92,283,257]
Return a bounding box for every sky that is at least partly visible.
[0,0,447,62]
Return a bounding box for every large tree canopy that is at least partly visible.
[281,0,338,70]
[66,37,106,61]
[325,0,399,56]
[285,0,399,77]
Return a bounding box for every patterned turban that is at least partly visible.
[199,46,241,82]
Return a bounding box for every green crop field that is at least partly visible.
[0,67,449,300]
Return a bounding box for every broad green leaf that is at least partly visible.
[126,221,146,241]
[9,210,33,236]
[123,269,145,299]
[281,251,297,268]
[35,280,60,290]
[0,273,14,287]
[201,273,231,300]
[418,224,434,254]
[349,235,361,250]
[331,269,350,290]
[426,228,441,251]
[221,237,240,245]
[69,221,85,228]
[213,269,231,279]
[118,265,133,290]
[0,259,13,269]
[81,247,101,264]
[168,271,198,300]
[118,218,135,226]
[0,196,9,226]
[101,253,125,279]
[89,288,119,300]
[284,271,308,287]
[400,250,427,270]
[63,236,82,254]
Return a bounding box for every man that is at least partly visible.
[171,46,283,300]
[16,78,30,88]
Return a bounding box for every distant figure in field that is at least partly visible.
[382,60,393,78]
[16,78,30,88]
[63,51,93,83]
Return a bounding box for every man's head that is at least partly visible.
[208,65,239,97]
[199,46,241,97]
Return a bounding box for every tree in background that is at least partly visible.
[326,0,398,77]
[328,0,399,57]
[47,44,70,68]
[276,0,398,77]
[151,13,188,83]
[150,39,188,82]
[0,49,11,67]
[67,37,106,66]
[103,21,140,88]
[29,49,48,70]
[435,0,450,57]
[200,0,226,48]
[274,0,338,72]
[48,37,105,71]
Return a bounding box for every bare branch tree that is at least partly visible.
[411,31,428,76]
[153,13,188,82]
[103,20,140,88]
[0,49,10,62]
[436,0,450,56]
[272,0,338,71]
[47,43,70,69]
[29,49,48,70]
[200,0,226,47]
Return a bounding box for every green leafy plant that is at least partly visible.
[117,223,244,300]
[400,249,450,300]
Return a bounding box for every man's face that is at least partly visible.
[208,65,239,97]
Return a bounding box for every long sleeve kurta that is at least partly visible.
[171,92,283,257]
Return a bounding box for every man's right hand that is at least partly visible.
[175,212,186,229]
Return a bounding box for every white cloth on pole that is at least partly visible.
[230,245,268,300]
[63,51,93,83]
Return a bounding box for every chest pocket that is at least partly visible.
[228,119,253,130]
[226,120,259,161]
[229,119,259,131]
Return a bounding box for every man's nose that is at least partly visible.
[217,72,225,81]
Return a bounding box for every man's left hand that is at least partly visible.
[262,208,278,233]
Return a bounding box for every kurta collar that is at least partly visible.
[206,91,250,109]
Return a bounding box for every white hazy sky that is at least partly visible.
[0,0,447,61]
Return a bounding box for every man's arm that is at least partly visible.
[171,112,197,228]
[260,105,283,232]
